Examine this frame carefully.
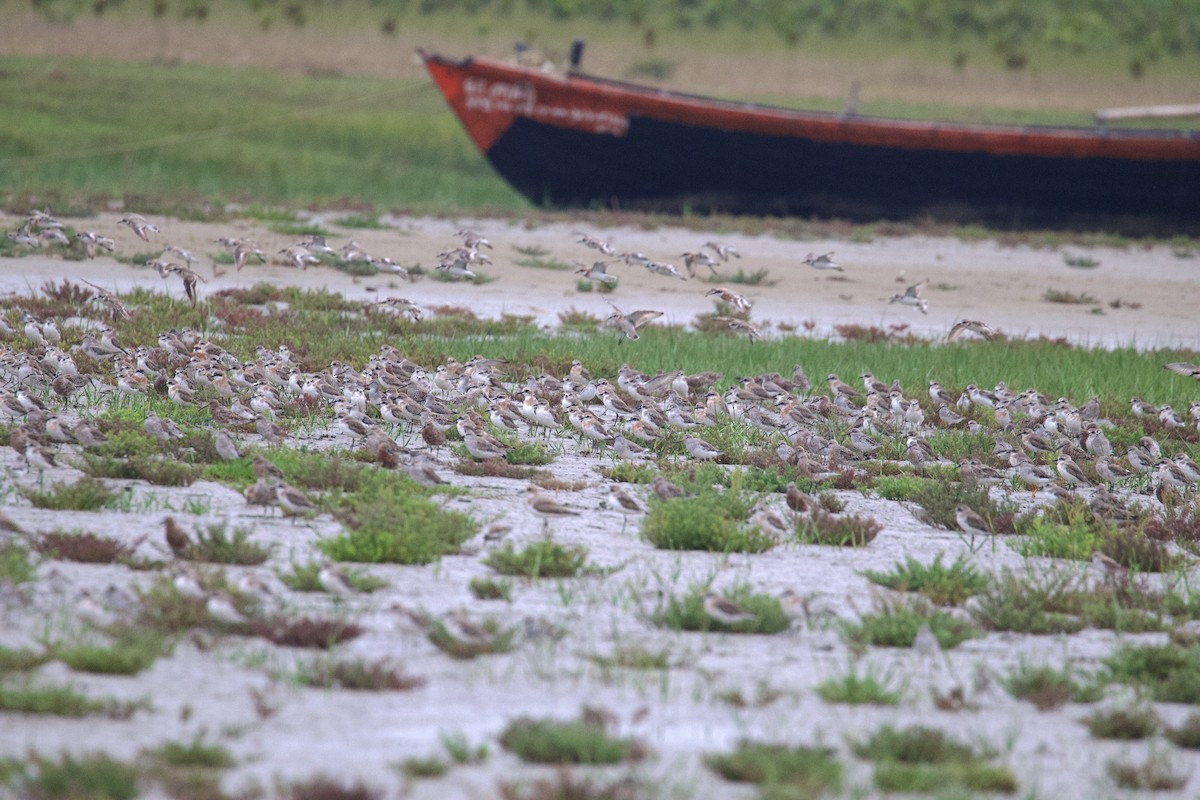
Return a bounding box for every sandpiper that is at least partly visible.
[803,251,841,271]
[703,590,757,627]
[888,280,928,314]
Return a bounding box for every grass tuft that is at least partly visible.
[296,658,425,692]
[863,554,987,605]
[842,598,980,650]
[1001,662,1102,710]
[705,741,842,795]
[499,715,643,764]
[1084,704,1159,739]
[794,508,881,547]
[23,752,140,800]
[483,539,592,578]
[816,665,903,705]
[651,585,790,635]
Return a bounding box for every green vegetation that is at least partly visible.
[816,665,903,705]
[642,491,772,552]
[499,715,642,764]
[146,737,235,769]
[1104,643,1200,704]
[842,599,980,650]
[0,645,50,672]
[21,477,114,511]
[483,539,593,578]
[1107,754,1187,791]
[652,585,790,635]
[863,554,988,606]
[468,577,513,601]
[0,540,36,584]
[853,726,1017,794]
[706,741,842,796]
[318,472,476,565]
[0,55,521,213]
[1084,704,1159,739]
[176,523,271,565]
[295,658,425,691]
[0,681,143,718]
[280,561,389,593]
[794,509,882,547]
[1001,662,1102,710]
[52,631,169,676]
[1165,712,1200,749]
[20,752,140,800]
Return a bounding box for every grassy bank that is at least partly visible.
[0,56,524,213]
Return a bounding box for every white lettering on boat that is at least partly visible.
[463,77,628,136]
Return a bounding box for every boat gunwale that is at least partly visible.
[420,49,1200,149]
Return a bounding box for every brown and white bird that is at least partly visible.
[605,301,663,342]
[118,212,159,241]
[703,590,757,627]
[574,260,618,286]
[947,319,997,342]
[274,483,317,521]
[163,516,193,557]
[954,504,992,536]
[713,316,765,342]
[888,280,928,314]
[526,486,580,530]
[705,287,753,312]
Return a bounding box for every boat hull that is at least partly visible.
[422,52,1200,231]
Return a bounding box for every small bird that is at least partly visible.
[803,252,841,271]
[912,623,941,656]
[318,562,356,595]
[1056,454,1093,489]
[205,593,248,627]
[704,241,741,262]
[605,485,644,533]
[1164,362,1200,381]
[703,590,757,627]
[683,436,723,461]
[213,430,241,461]
[651,475,686,501]
[605,301,663,342]
[644,260,687,280]
[826,373,861,399]
[888,280,928,314]
[163,516,193,557]
[118,212,159,241]
[705,287,753,313]
[713,316,765,342]
[274,483,317,521]
[947,319,997,342]
[527,486,580,530]
[252,455,284,481]
[954,504,992,536]
[785,482,813,516]
[683,251,720,278]
[574,260,618,286]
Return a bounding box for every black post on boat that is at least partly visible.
[569,37,585,71]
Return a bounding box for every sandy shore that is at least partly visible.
[2,210,1199,349]
[1,211,1199,798]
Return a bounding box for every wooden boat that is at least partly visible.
[420,48,1200,231]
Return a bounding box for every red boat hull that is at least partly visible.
[422,51,1200,230]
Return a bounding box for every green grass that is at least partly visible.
[468,577,513,601]
[318,471,476,564]
[1001,662,1103,710]
[279,561,389,593]
[20,477,114,511]
[146,737,235,769]
[22,752,140,800]
[705,741,842,795]
[853,726,1017,794]
[0,645,50,673]
[842,599,981,650]
[295,658,425,692]
[52,631,169,676]
[0,55,523,212]
[1104,643,1200,704]
[483,539,593,578]
[1084,705,1159,739]
[816,665,903,705]
[179,523,271,565]
[642,491,772,552]
[0,540,36,584]
[863,554,988,606]
[499,716,641,764]
[651,584,790,635]
[0,681,141,718]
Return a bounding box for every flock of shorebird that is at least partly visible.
[5,208,952,345]
[3,208,1200,627]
